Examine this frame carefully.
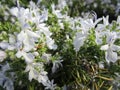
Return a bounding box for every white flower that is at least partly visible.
[39,9,48,22]
[25,62,49,83]
[117,16,120,24]
[95,23,109,45]
[44,80,56,90]
[29,1,38,10]
[0,36,19,51]
[0,73,6,86]
[95,29,107,45]
[99,61,104,69]
[25,63,40,81]
[8,34,16,45]
[0,63,14,90]
[46,37,57,50]
[38,24,52,36]
[0,50,6,62]
[73,17,102,51]
[25,64,35,81]
[41,53,51,63]
[113,73,120,88]
[37,0,41,5]
[105,49,117,63]
[10,3,57,51]
[10,7,19,17]
[51,4,63,18]
[33,52,39,56]
[52,60,63,73]
[37,25,57,50]
[57,0,67,9]
[95,16,109,44]
[1,63,10,73]
[0,74,14,90]
[26,30,40,38]
[103,15,109,26]
[17,30,39,52]
[73,32,86,51]
[0,41,9,50]
[80,17,102,32]
[38,71,48,83]
[100,32,120,63]
[16,50,35,63]
[3,78,14,90]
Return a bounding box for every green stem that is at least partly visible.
[28,83,34,90]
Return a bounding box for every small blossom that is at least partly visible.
[46,37,57,50]
[73,32,86,51]
[0,50,6,62]
[0,41,9,50]
[100,32,120,63]
[52,60,63,73]
[41,53,51,63]
[25,63,40,81]
[0,63,14,90]
[95,16,109,44]
[16,50,35,63]
[44,80,56,90]
[38,71,48,83]
[98,61,104,69]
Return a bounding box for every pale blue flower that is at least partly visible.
[0,50,6,62]
[16,50,35,63]
[0,63,14,90]
[0,41,9,50]
[25,63,38,81]
[95,16,110,44]
[52,60,63,73]
[46,37,57,50]
[73,32,86,51]
[41,53,51,63]
[38,71,48,83]
[44,80,56,90]
[101,32,120,63]
[73,17,102,51]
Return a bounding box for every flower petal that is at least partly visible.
[105,50,117,63]
[73,32,86,51]
[100,45,109,50]
[0,50,6,62]
[112,45,120,51]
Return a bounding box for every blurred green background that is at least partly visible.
[0,0,120,21]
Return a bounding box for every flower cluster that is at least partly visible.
[73,15,120,63]
[0,0,120,90]
[0,1,59,90]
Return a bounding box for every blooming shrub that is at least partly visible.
[0,0,120,90]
